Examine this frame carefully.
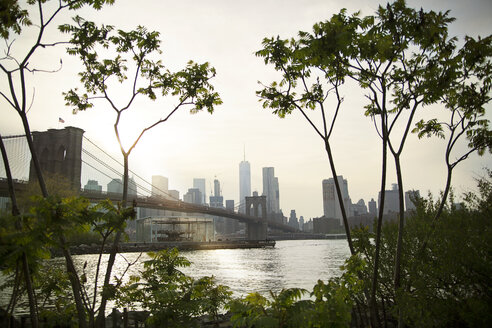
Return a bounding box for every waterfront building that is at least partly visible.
[322,176,353,225]
[136,216,214,242]
[84,179,102,193]
[193,178,206,204]
[262,167,280,214]
[299,216,304,231]
[152,175,168,198]
[313,216,342,234]
[239,159,251,213]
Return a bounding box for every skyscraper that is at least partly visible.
[378,183,399,214]
[193,178,206,204]
[209,179,224,208]
[152,175,168,198]
[322,175,352,225]
[262,167,280,214]
[239,159,251,213]
[368,198,377,216]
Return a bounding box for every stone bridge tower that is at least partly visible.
[29,127,84,191]
[245,194,267,240]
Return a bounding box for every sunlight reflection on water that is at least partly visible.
[1,239,351,314]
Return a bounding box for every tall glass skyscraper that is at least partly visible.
[239,160,251,213]
[262,167,280,214]
[193,178,206,204]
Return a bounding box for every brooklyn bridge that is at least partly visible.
[0,126,298,241]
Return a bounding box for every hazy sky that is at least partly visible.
[1,0,491,219]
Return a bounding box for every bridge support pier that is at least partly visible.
[245,195,267,240]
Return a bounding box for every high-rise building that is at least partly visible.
[405,190,420,211]
[368,198,377,216]
[128,176,137,196]
[209,179,224,208]
[239,159,251,213]
[353,199,368,216]
[289,209,299,229]
[299,216,305,231]
[84,179,102,192]
[183,188,202,204]
[322,176,352,225]
[107,178,123,194]
[107,176,137,196]
[193,178,206,204]
[378,183,400,214]
[152,175,168,198]
[168,189,180,201]
[262,167,280,214]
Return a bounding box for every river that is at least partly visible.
[76,239,351,297]
[2,239,351,315]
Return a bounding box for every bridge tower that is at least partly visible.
[245,195,267,240]
[29,127,84,190]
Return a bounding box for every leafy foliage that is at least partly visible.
[114,248,232,327]
[349,170,492,327]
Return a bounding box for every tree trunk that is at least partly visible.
[0,135,39,328]
[370,121,388,328]
[17,115,88,326]
[96,153,129,328]
[392,155,405,328]
[19,114,48,197]
[324,140,355,254]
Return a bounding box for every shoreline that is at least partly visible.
[57,240,276,256]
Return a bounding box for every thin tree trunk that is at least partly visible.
[324,140,355,254]
[18,115,88,326]
[1,134,39,327]
[19,114,48,197]
[96,154,129,328]
[393,155,405,328]
[370,121,388,328]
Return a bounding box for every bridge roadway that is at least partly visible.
[0,179,298,233]
[81,190,298,233]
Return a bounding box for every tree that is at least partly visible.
[0,2,114,327]
[61,17,222,326]
[257,1,491,326]
[114,248,232,327]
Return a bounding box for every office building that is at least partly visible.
[107,178,123,194]
[128,176,137,196]
[289,209,299,229]
[239,159,251,213]
[353,199,368,216]
[152,175,168,198]
[378,183,399,214]
[322,175,352,225]
[368,198,377,216]
[193,178,206,204]
[262,167,280,214]
[183,188,202,204]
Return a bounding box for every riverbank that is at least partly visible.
[56,240,276,256]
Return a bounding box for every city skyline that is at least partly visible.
[1,0,490,219]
